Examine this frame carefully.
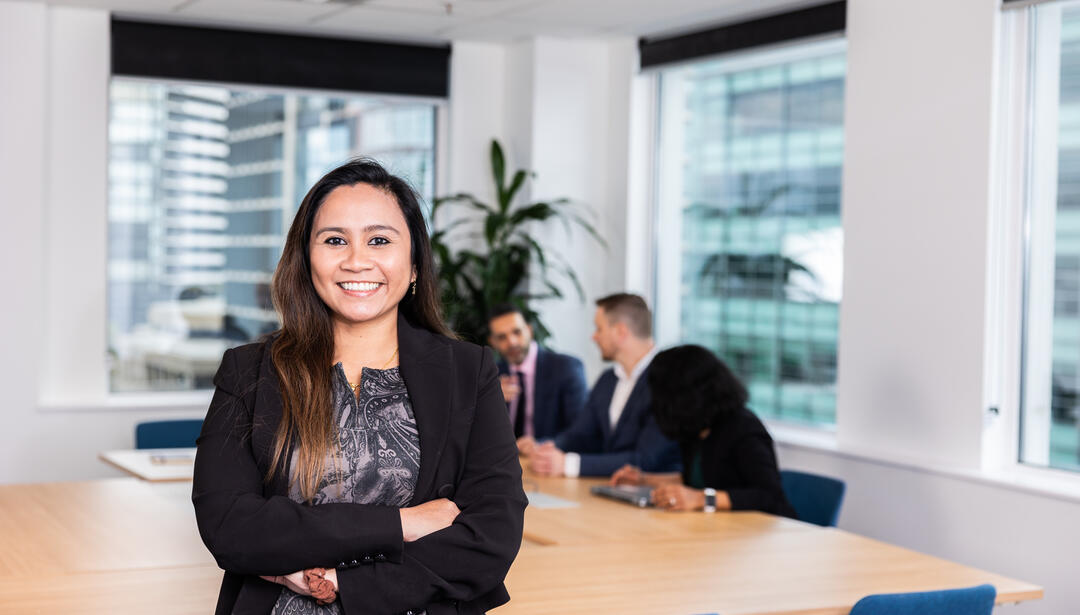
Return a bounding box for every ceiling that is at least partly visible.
[25,0,820,45]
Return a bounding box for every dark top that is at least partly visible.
[192,314,527,615]
[681,406,796,518]
[553,366,681,477]
[496,346,587,440]
[271,365,419,615]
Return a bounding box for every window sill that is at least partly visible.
[768,421,1080,505]
[38,390,213,413]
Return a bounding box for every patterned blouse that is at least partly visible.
[271,363,420,615]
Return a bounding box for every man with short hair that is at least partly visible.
[525,293,680,477]
[488,304,588,451]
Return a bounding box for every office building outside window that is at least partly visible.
[108,79,437,393]
[653,39,845,425]
[1017,1,1080,472]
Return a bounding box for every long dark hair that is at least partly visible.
[648,345,748,442]
[268,158,451,500]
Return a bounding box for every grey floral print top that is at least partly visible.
[271,364,420,615]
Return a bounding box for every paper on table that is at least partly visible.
[149,452,196,465]
[525,492,579,509]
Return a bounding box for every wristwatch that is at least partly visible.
[703,487,717,513]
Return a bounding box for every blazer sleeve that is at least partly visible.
[576,416,682,477]
[723,432,790,515]
[192,346,406,575]
[336,346,527,614]
[556,356,588,435]
[552,381,605,453]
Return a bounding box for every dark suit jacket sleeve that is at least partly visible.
[192,346,405,576]
[724,431,790,515]
[336,346,527,614]
[556,356,588,435]
[576,416,681,477]
[553,378,606,454]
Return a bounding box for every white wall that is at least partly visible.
[447,36,638,382]
[835,0,997,470]
[0,2,207,484]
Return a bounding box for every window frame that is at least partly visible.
[41,74,448,410]
[646,35,848,429]
[986,0,1080,488]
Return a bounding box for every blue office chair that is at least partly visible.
[779,469,845,527]
[849,584,996,615]
[135,419,203,449]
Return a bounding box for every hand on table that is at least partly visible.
[399,497,460,542]
[516,435,537,457]
[651,484,705,512]
[528,441,566,476]
[610,464,644,486]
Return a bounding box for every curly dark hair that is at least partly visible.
[648,345,748,442]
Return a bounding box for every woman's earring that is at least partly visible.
[411,281,417,296]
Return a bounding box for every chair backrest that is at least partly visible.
[849,584,996,615]
[779,469,845,527]
[135,419,203,449]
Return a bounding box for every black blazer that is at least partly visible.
[192,315,527,615]
[495,346,587,441]
[682,406,796,518]
[553,367,681,477]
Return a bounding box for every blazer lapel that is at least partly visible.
[255,339,291,497]
[596,371,617,444]
[397,314,453,505]
[532,347,552,436]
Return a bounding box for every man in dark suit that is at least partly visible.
[488,304,588,451]
[524,293,680,478]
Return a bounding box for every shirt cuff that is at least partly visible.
[564,452,581,478]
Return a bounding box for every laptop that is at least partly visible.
[590,484,654,508]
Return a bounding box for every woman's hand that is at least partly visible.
[260,571,312,595]
[651,484,706,512]
[399,498,461,542]
[610,464,644,486]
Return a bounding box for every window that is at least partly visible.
[653,38,845,425]
[107,78,437,392]
[1017,0,1080,472]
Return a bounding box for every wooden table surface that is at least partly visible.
[0,469,1042,614]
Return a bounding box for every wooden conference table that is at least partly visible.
[0,453,1043,614]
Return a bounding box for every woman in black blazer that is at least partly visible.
[192,159,527,615]
[610,345,795,518]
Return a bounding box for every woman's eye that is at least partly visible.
[369,236,390,246]
[325,236,346,246]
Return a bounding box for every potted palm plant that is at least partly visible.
[431,140,605,343]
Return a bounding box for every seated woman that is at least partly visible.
[611,344,795,517]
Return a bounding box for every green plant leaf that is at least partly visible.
[509,202,557,225]
[491,140,506,201]
[505,170,529,210]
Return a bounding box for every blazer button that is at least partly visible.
[375,553,387,562]
[350,559,359,567]
[437,483,453,498]
[338,561,348,568]
[362,555,374,564]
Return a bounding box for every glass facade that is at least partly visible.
[107,78,437,392]
[655,39,845,425]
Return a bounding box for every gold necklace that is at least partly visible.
[346,347,399,393]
